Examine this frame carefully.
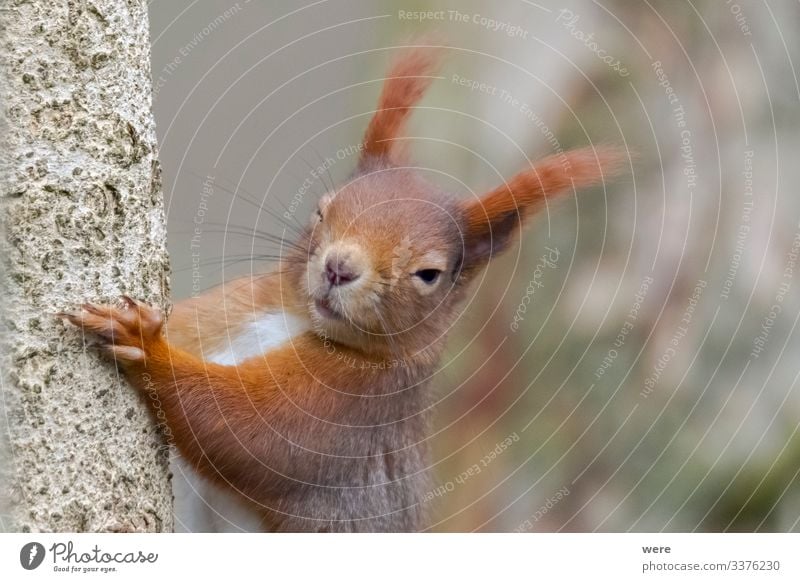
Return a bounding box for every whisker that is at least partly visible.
[173,223,311,255]
[215,173,312,234]
[298,153,335,194]
[186,256,302,280]
[310,145,341,198]
[172,252,305,273]
[270,192,312,229]
[187,171,305,238]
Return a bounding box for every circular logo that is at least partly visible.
[19,542,45,570]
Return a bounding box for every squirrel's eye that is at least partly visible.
[415,269,441,284]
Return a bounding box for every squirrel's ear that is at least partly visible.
[459,146,626,268]
[358,42,444,169]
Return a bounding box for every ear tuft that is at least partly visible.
[460,145,627,265]
[359,40,445,168]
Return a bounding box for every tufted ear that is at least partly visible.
[359,42,444,168]
[459,146,626,268]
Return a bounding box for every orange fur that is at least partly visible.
[460,146,626,263]
[360,42,444,165]
[63,43,625,532]
[165,273,303,358]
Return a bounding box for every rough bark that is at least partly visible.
[0,0,173,532]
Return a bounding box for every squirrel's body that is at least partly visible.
[64,44,623,531]
[166,269,437,531]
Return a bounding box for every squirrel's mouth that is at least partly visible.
[314,297,341,320]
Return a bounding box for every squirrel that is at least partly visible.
[62,44,623,532]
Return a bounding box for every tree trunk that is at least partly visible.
[0,0,173,532]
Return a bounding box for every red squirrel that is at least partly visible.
[62,45,623,532]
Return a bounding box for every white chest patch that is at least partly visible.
[206,312,310,366]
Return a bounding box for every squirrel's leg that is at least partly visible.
[60,297,278,493]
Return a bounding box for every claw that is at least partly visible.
[59,296,162,361]
[57,311,85,326]
[121,295,148,309]
[81,303,105,315]
[121,295,137,309]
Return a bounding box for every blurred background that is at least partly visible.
[149,0,800,531]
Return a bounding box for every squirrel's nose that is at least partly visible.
[325,253,360,286]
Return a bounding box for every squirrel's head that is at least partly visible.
[299,165,464,356]
[285,44,624,358]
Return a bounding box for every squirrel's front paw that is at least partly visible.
[60,296,164,363]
